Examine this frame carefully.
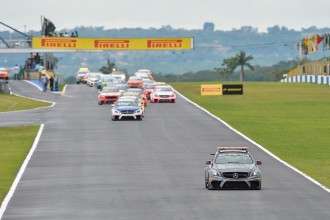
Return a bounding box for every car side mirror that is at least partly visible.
[256,161,262,165]
[206,161,211,165]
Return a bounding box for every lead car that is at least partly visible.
[205,147,262,190]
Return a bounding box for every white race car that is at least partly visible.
[150,86,176,103]
[111,99,143,120]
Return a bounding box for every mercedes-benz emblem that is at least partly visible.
[233,173,239,178]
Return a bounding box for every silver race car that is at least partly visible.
[205,147,262,190]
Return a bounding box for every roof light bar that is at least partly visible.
[217,147,248,150]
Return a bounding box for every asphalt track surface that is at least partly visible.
[1,81,330,219]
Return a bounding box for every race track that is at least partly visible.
[1,81,330,219]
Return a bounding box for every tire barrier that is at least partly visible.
[281,75,330,86]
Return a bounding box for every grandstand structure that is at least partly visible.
[282,61,330,85]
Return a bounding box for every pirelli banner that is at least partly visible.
[32,37,194,50]
[201,84,223,96]
[201,84,243,95]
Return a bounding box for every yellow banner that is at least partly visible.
[201,84,223,96]
[32,37,193,50]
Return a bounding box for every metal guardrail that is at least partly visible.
[0,39,32,49]
[0,79,10,93]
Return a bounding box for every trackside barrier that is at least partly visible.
[281,75,330,86]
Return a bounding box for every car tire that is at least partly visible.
[137,116,143,120]
[99,101,103,105]
[112,116,116,121]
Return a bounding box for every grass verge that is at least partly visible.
[0,125,40,202]
[58,84,65,91]
[171,82,330,188]
[0,93,51,113]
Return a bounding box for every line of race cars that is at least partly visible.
[77,68,176,121]
[76,68,262,190]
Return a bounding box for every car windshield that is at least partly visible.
[156,87,172,92]
[114,85,127,90]
[215,154,253,164]
[146,85,156,89]
[127,89,141,93]
[116,101,138,107]
[102,89,119,93]
[129,77,141,80]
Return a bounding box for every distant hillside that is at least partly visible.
[1,24,330,78]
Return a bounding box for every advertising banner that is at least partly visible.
[201,84,222,96]
[222,84,243,95]
[32,37,194,50]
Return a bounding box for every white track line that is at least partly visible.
[23,80,42,91]
[174,89,330,193]
[1,84,56,115]
[0,124,45,219]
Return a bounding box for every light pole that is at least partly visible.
[172,51,184,82]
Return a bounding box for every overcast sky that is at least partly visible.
[1,0,329,33]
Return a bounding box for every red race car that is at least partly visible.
[127,76,142,88]
[98,87,121,105]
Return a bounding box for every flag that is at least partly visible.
[310,35,323,51]
[303,37,313,53]
[42,17,56,36]
[301,39,308,55]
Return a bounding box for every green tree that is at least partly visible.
[267,68,287,81]
[214,57,237,81]
[216,51,254,81]
[99,58,115,74]
[233,51,254,81]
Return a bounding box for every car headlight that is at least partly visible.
[100,95,105,98]
[249,170,259,177]
[211,169,221,177]
[154,94,158,97]
[114,110,120,113]
[135,110,141,113]
[170,94,175,97]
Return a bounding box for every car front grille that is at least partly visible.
[105,96,117,99]
[121,111,134,114]
[159,95,170,98]
[222,181,249,189]
[222,172,249,179]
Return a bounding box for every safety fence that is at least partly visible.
[23,70,64,84]
[281,75,330,85]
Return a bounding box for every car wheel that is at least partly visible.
[112,116,116,121]
[99,101,103,105]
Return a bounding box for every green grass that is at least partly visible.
[0,125,40,202]
[170,82,330,188]
[0,93,51,113]
[58,84,65,91]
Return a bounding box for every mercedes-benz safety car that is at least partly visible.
[150,86,176,103]
[76,67,89,84]
[111,99,143,121]
[98,87,121,105]
[205,147,262,190]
